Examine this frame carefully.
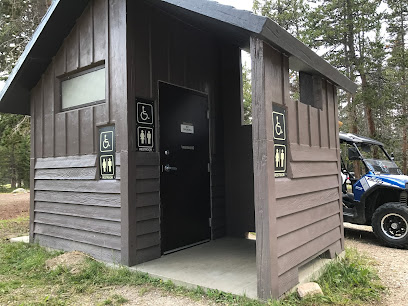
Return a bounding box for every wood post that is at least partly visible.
[250,37,279,299]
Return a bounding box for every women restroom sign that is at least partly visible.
[273,105,287,177]
[136,98,155,152]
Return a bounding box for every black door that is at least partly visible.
[159,83,211,253]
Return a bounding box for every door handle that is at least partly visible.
[164,164,178,172]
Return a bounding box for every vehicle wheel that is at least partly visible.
[372,203,408,249]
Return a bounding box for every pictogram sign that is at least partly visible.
[98,126,116,180]
[136,98,155,152]
[137,102,154,125]
[273,105,287,178]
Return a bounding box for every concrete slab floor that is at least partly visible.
[132,237,258,299]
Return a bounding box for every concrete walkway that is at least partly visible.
[132,237,257,299]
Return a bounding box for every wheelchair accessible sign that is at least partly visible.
[136,98,155,152]
[99,125,116,180]
[273,104,287,178]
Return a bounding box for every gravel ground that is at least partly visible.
[344,222,408,306]
[0,192,30,220]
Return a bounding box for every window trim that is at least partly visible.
[59,63,106,112]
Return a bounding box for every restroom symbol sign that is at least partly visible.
[100,155,115,178]
[273,111,286,141]
[138,127,154,151]
[98,125,116,180]
[100,131,114,152]
[274,144,286,174]
[137,102,153,125]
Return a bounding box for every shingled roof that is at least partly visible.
[0,0,357,115]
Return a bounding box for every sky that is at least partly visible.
[216,0,253,11]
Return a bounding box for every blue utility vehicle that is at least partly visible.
[340,132,408,248]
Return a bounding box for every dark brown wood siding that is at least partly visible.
[29,0,126,263]
[33,154,121,262]
[276,71,343,297]
[126,1,228,264]
[251,39,343,298]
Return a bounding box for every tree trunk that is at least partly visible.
[403,122,407,174]
[401,14,407,174]
[348,94,361,178]
[361,73,378,158]
[11,177,16,190]
[10,145,17,190]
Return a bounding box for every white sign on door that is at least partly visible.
[181,124,194,134]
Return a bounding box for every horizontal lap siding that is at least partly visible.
[134,152,161,263]
[35,235,121,263]
[33,154,121,263]
[273,69,342,295]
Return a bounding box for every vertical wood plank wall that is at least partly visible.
[30,0,124,263]
[252,39,343,297]
[126,1,227,264]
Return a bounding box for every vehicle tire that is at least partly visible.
[372,202,408,249]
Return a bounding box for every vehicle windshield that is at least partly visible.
[357,143,402,175]
[364,159,402,175]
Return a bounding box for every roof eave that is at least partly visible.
[0,1,60,115]
[0,0,90,115]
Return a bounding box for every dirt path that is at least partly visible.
[0,192,30,220]
[344,223,408,306]
[72,286,215,306]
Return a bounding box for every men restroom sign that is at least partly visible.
[98,125,116,180]
[273,105,287,177]
[136,98,155,152]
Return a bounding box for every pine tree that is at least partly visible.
[386,0,408,173]
[0,0,51,79]
[242,63,253,125]
[307,0,383,143]
[0,0,50,189]
[0,114,30,188]
[253,0,310,39]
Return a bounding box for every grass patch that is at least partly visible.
[0,184,13,193]
[275,248,385,305]
[0,215,29,240]
[99,294,129,305]
[0,242,385,305]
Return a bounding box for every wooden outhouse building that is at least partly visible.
[0,0,357,299]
